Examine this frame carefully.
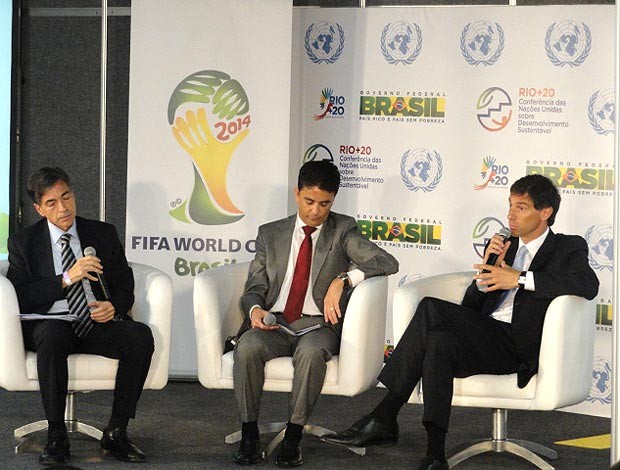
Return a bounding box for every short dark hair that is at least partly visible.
[510,174,560,226]
[297,160,340,195]
[28,167,71,204]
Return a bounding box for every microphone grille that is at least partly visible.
[84,246,97,257]
[263,313,276,326]
[498,227,512,239]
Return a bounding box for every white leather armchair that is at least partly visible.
[392,271,595,470]
[0,259,173,450]
[194,261,389,456]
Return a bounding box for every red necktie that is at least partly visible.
[283,225,317,324]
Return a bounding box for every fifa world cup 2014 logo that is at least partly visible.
[167,70,251,225]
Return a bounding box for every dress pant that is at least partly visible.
[233,315,340,426]
[378,297,521,431]
[22,318,154,423]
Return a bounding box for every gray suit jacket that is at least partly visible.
[241,211,398,318]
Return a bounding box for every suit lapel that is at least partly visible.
[32,220,55,277]
[312,214,334,280]
[275,217,296,288]
[528,230,555,271]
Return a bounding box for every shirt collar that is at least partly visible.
[295,214,323,233]
[518,227,549,259]
[48,219,79,245]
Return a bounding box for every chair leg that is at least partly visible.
[447,409,555,470]
[225,422,366,457]
[14,391,103,453]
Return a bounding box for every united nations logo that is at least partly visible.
[400,148,442,193]
[460,21,505,66]
[303,144,334,163]
[476,87,512,132]
[304,21,345,64]
[544,20,592,67]
[398,273,423,287]
[585,224,613,271]
[588,89,616,136]
[472,217,506,259]
[587,356,612,405]
[380,21,423,65]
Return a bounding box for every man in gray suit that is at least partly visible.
[233,160,398,467]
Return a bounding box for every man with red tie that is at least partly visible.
[233,160,398,467]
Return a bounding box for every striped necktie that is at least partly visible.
[60,233,93,338]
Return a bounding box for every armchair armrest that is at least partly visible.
[337,276,389,396]
[194,262,250,388]
[129,262,173,390]
[0,269,29,390]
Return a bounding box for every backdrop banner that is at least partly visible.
[290,5,615,416]
[126,0,292,376]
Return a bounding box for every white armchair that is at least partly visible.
[194,261,389,456]
[392,271,595,470]
[0,259,173,450]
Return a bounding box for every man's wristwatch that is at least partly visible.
[337,272,351,288]
[518,271,527,288]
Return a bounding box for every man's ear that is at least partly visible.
[540,206,553,222]
[33,203,44,218]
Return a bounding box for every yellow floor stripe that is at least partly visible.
[555,434,611,450]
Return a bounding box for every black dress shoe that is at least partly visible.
[321,414,398,447]
[100,427,146,463]
[417,456,449,470]
[39,430,70,465]
[275,437,303,468]
[232,435,262,465]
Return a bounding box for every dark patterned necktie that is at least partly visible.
[283,225,317,324]
[60,233,93,338]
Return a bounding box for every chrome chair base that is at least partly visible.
[448,409,556,470]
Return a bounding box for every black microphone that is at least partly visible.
[263,312,277,326]
[83,246,111,300]
[483,227,512,272]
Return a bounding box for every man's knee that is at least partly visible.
[292,345,330,369]
[425,328,458,357]
[234,330,268,361]
[33,321,74,354]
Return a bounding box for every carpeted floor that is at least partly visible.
[0,382,611,469]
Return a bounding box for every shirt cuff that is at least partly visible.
[347,269,365,288]
[249,304,262,320]
[523,271,535,291]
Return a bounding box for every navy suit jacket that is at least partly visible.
[7,216,134,317]
[461,230,599,387]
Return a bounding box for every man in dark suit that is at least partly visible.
[322,174,599,470]
[7,167,154,465]
[233,160,399,467]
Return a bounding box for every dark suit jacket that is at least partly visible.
[7,216,134,317]
[241,211,399,321]
[461,230,599,387]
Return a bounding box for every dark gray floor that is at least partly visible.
[0,382,611,469]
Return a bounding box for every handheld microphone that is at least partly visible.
[483,227,512,272]
[263,312,277,326]
[83,246,111,300]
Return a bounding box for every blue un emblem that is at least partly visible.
[400,148,442,192]
[380,21,423,65]
[304,21,345,64]
[544,20,592,67]
[585,224,613,271]
[588,89,616,136]
[460,21,505,66]
[587,356,612,405]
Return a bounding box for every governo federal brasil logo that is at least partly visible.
[476,87,512,131]
[400,148,442,192]
[380,21,423,65]
[168,70,250,225]
[588,89,615,136]
[305,21,345,64]
[544,20,592,68]
[460,21,505,66]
